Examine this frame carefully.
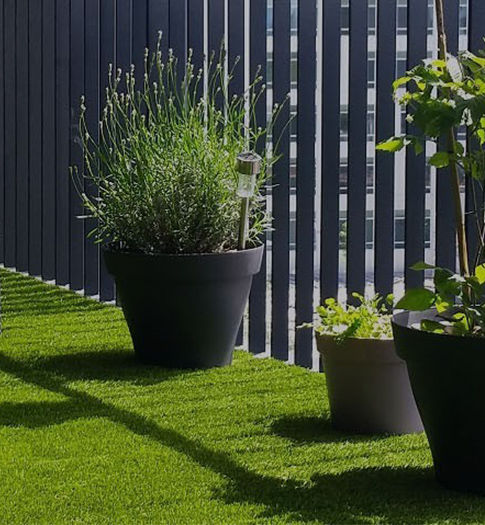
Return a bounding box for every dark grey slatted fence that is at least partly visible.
[294,0,316,368]
[467,0,485,265]
[404,0,428,288]
[0,0,3,265]
[248,0,267,356]
[28,0,42,277]
[4,0,16,270]
[84,0,100,297]
[42,0,56,281]
[228,0,245,348]
[70,0,85,291]
[271,0,291,362]
[0,1,482,368]
[56,0,71,286]
[188,0,204,75]
[436,0,459,270]
[321,0,341,303]
[347,0,368,301]
[16,0,29,274]
[99,0,115,301]
[374,0,396,298]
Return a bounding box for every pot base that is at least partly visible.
[104,246,263,370]
[316,334,423,435]
[393,310,485,495]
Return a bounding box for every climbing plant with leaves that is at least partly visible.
[377,0,485,336]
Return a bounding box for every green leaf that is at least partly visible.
[435,297,451,314]
[429,151,450,168]
[421,319,446,333]
[410,261,436,271]
[396,288,436,311]
[455,141,465,155]
[475,263,485,284]
[413,140,424,155]
[376,137,405,153]
[434,268,461,297]
[392,76,411,91]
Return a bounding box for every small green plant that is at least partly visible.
[396,262,485,336]
[312,294,393,344]
[74,38,288,255]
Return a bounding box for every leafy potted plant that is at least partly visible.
[312,294,423,434]
[73,42,286,369]
[377,0,485,492]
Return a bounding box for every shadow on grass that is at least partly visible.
[270,415,390,444]
[0,351,484,523]
[30,350,190,384]
[0,400,100,428]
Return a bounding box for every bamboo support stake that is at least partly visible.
[435,0,470,276]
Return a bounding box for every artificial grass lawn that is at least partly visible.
[0,270,485,524]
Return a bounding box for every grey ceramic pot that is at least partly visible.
[316,334,423,434]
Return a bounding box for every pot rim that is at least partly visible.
[102,243,264,259]
[392,308,485,343]
[315,332,393,344]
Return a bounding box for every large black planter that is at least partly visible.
[103,245,263,369]
[393,310,485,493]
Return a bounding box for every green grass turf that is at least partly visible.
[1,269,485,524]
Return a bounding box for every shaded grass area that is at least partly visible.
[0,270,484,524]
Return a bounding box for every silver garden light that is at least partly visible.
[236,151,262,250]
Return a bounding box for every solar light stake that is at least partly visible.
[236,151,262,250]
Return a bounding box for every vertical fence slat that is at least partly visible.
[228,0,244,98]
[84,0,100,296]
[228,0,245,347]
[346,0,368,300]
[169,0,187,68]
[321,0,341,301]
[117,0,132,72]
[56,0,71,285]
[0,1,5,264]
[16,0,29,273]
[208,0,224,56]
[148,0,168,53]
[374,0,396,296]
[4,0,15,269]
[271,0,291,361]
[248,0,267,355]
[467,0,485,267]
[132,0,148,87]
[294,0,316,367]
[42,0,56,281]
[28,0,43,277]
[435,0,459,271]
[70,0,85,290]
[188,0,204,86]
[99,0,116,301]
[405,0,428,288]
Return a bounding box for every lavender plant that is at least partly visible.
[73,38,287,254]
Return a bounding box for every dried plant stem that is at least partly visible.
[435,0,470,276]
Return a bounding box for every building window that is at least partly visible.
[340,105,348,140]
[367,106,375,140]
[395,210,432,249]
[368,52,376,88]
[397,0,407,35]
[339,161,374,194]
[459,0,468,35]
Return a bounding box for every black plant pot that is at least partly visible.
[393,310,485,494]
[103,245,263,369]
